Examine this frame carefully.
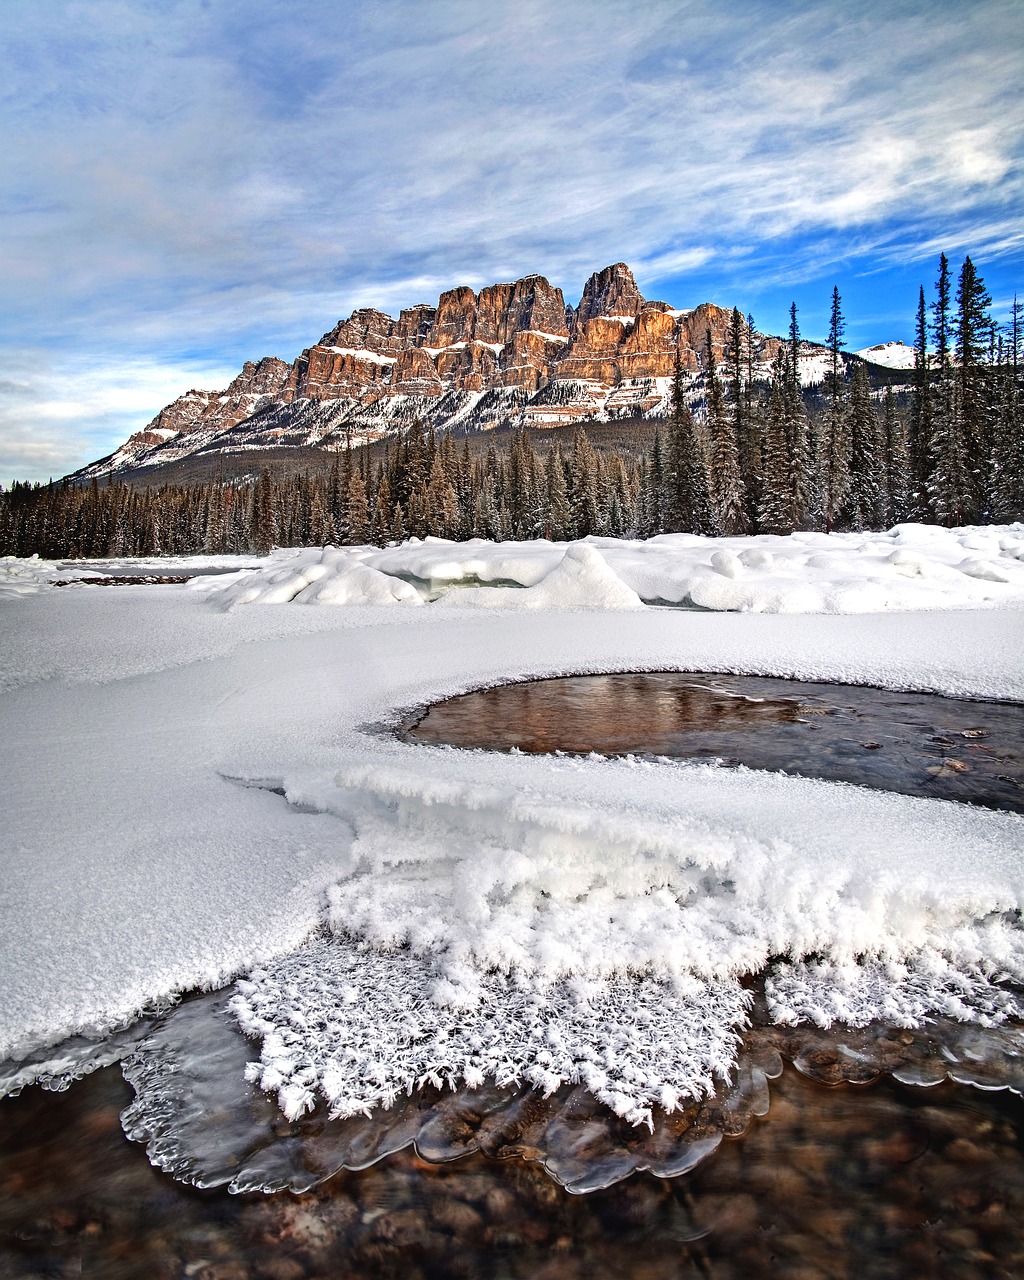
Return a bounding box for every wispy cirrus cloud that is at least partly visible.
[1,0,1021,478]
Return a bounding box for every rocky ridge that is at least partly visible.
[80,264,790,478]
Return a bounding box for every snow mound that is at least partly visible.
[294,562,423,606]
[215,548,421,608]
[434,541,643,610]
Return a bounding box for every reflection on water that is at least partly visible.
[3,1053,1024,1279]
[404,672,1024,812]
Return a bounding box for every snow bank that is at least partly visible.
[194,524,1024,615]
[433,542,643,610]
[1,533,1022,1130]
[0,554,111,597]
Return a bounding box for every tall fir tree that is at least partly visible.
[909,285,933,519]
[820,287,850,531]
[843,362,883,530]
[783,308,811,528]
[758,349,793,535]
[667,352,714,534]
[882,385,910,525]
[705,328,746,532]
[928,253,968,525]
[954,255,994,521]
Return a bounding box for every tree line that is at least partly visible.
[2,255,1021,559]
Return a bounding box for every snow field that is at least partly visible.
[1,526,1022,1127]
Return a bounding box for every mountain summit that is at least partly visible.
[78,264,772,480]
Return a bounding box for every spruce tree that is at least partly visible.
[882,385,910,525]
[545,443,570,539]
[991,315,1023,521]
[820,287,850,531]
[783,343,811,527]
[705,328,746,533]
[909,286,933,519]
[570,426,600,537]
[667,352,714,534]
[928,253,968,525]
[646,425,666,535]
[843,362,883,530]
[954,255,993,520]
[758,349,793,535]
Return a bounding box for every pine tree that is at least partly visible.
[991,307,1023,521]
[569,427,600,537]
[928,253,968,525]
[635,427,664,537]
[345,469,370,544]
[954,255,993,520]
[705,327,746,533]
[882,385,910,525]
[370,472,392,545]
[667,352,714,534]
[843,362,883,530]
[782,317,811,528]
[820,287,850,531]
[545,443,571,539]
[254,469,278,554]
[909,286,932,519]
[758,349,793,535]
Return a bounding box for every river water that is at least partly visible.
[404,671,1024,812]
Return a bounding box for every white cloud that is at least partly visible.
[0,351,239,483]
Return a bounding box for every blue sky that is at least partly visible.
[2,0,1022,481]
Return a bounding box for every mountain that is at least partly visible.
[854,340,917,370]
[74,263,834,481]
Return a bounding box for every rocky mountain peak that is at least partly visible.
[575,263,646,326]
[74,261,790,482]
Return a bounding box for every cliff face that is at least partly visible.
[78,264,757,477]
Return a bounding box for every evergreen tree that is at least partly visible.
[545,443,571,539]
[820,287,850,531]
[991,312,1023,521]
[705,328,746,533]
[758,350,793,535]
[928,253,968,525]
[644,425,666,536]
[783,344,811,527]
[843,362,883,530]
[254,469,278,553]
[346,469,371,544]
[909,286,933,519]
[954,255,994,520]
[570,426,600,537]
[667,352,714,534]
[882,385,910,525]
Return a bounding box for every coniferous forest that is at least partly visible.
[2,256,1021,560]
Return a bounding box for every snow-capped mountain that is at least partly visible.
[75,263,869,480]
[854,340,917,370]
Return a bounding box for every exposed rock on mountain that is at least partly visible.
[76,264,788,478]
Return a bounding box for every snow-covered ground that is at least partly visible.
[1,525,1023,1128]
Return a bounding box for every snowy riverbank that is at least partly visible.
[1,526,1022,1128]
